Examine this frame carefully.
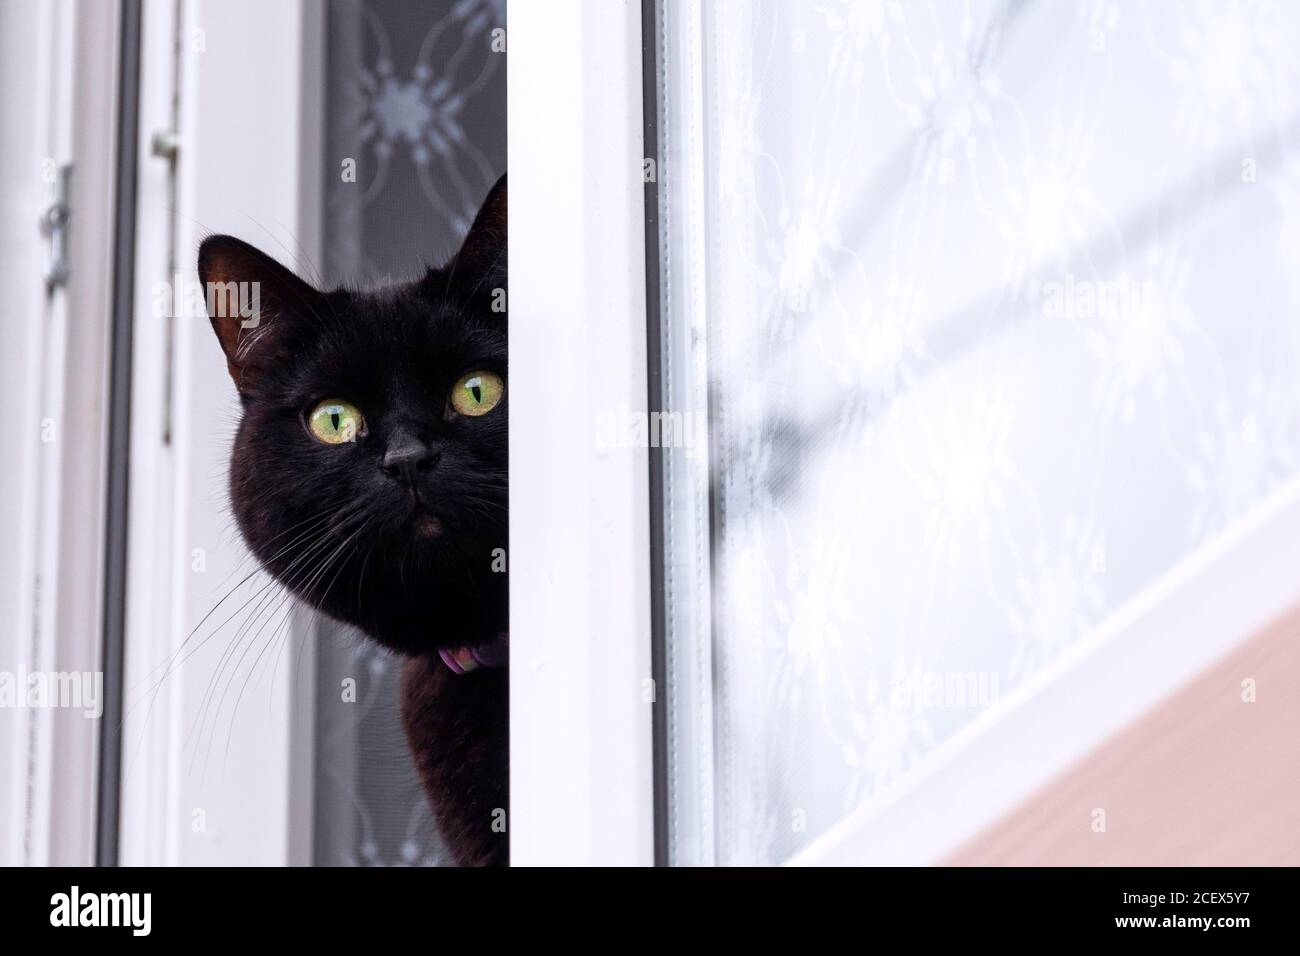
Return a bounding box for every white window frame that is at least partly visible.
[118,0,322,866]
[508,0,656,866]
[0,0,120,867]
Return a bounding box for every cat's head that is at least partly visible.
[201,175,507,656]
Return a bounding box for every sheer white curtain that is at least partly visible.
[656,0,1300,865]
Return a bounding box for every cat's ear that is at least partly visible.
[448,173,506,293]
[198,236,321,395]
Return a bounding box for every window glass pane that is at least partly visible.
[655,0,1300,864]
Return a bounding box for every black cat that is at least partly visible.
[199,176,508,866]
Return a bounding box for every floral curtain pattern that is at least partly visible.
[660,0,1300,864]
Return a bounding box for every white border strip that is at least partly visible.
[509,0,656,865]
[790,474,1300,866]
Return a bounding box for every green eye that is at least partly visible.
[307,399,365,444]
[450,370,504,417]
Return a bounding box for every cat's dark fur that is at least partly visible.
[200,176,508,866]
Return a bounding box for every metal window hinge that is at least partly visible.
[40,163,72,292]
[150,129,179,162]
[150,128,180,446]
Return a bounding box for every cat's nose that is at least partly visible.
[381,437,438,484]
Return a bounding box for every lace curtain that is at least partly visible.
[657,0,1300,865]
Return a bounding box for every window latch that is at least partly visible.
[40,163,72,292]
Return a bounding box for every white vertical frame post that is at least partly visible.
[118,0,322,866]
[0,0,50,867]
[652,0,719,867]
[509,0,656,865]
[0,0,120,867]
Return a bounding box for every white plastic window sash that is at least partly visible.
[0,0,119,868]
[117,0,322,866]
[508,0,656,866]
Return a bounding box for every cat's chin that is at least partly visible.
[411,508,443,538]
[298,554,508,659]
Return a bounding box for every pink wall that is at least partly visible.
[944,607,1300,866]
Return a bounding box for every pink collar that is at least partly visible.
[438,632,509,674]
